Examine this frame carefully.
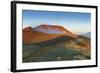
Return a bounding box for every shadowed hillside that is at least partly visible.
[23,35,90,62]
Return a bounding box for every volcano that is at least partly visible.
[23,24,78,44]
[23,24,91,62]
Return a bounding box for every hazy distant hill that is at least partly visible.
[82,32,91,38]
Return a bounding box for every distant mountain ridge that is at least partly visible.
[82,32,91,38]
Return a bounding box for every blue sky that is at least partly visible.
[22,10,91,34]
